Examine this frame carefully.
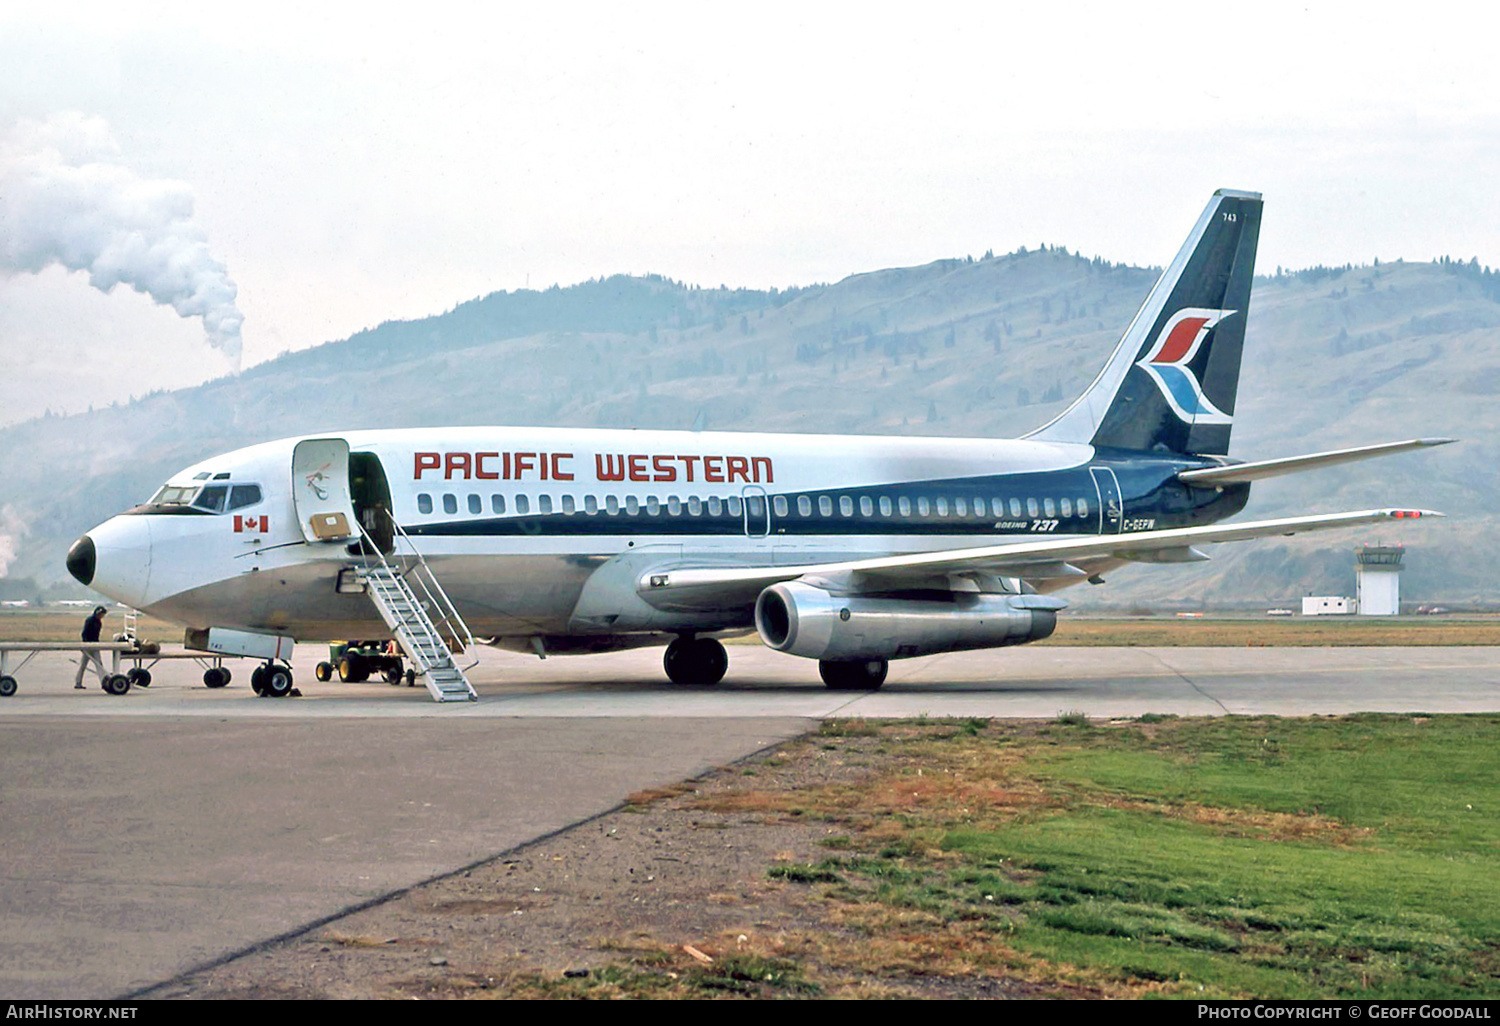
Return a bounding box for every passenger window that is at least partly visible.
[562,495,576,514]
[515,494,531,514]
[992,498,1005,518]
[645,496,660,515]
[1009,498,1023,518]
[708,496,723,517]
[917,497,930,516]
[492,494,506,514]
[1077,497,1090,517]
[797,495,812,517]
[625,496,639,515]
[954,497,967,517]
[418,494,433,514]
[606,495,620,515]
[468,494,481,515]
[859,496,873,517]
[1026,498,1039,518]
[879,496,892,516]
[584,495,598,515]
[839,496,853,517]
[667,496,682,516]
[727,496,743,517]
[538,495,553,514]
[818,496,833,517]
[1061,498,1073,518]
[688,496,702,516]
[935,497,948,517]
[1043,498,1056,518]
[898,496,912,517]
[773,496,788,516]
[746,495,765,517]
[443,494,458,515]
[228,484,263,510]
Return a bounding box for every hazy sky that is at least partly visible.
[1,2,1497,425]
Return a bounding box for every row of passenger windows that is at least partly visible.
[415,492,1092,520]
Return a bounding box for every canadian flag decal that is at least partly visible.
[234,515,269,533]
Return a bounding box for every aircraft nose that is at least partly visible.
[66,535,96,586]
[75,516,153,608]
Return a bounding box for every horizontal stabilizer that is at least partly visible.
[1178,438,1456,487]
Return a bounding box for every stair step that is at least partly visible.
[358,558,476,703]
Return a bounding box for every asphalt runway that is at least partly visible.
[1,643,1496,998]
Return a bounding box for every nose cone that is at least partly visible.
[67,535,96,586]
[75,515,153,608]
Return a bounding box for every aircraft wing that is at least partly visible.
[638,508,1441,611]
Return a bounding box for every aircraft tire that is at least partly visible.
[103,673,132,696]
[664,637,728,686]
[263,665,294,698]
[819,659,888,691]
[0,675,16,697]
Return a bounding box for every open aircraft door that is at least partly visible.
[292,438,358,543]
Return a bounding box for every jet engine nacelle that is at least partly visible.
[754,580,1061,662]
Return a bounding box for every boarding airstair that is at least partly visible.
[352,518,478,703]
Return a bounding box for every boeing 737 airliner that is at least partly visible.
[64,190,1449,699]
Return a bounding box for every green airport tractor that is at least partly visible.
[315,640,415,686]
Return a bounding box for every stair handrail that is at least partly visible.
[374,512,479,671]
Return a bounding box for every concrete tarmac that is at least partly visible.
[0,644,1496,998]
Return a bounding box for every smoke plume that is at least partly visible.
[0,113,244,366]
[0,506,26,578]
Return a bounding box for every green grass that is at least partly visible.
[812,715,1500,998]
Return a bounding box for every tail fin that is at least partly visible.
[1028,189,1262,456]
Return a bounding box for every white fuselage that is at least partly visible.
[83,425,1103,643]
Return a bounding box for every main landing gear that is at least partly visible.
[818,659,888,691]
[663,636,729,686]
[249,661,295,698]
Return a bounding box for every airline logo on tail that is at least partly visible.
[1135,307,1237,425]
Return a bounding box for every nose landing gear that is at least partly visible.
[250,662,296,698]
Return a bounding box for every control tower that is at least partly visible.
[1355,544,1404,616]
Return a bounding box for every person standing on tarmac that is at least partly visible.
[74,605,107,689]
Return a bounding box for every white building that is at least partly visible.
[1355,544,1404,616]
[1302,596,1352,616]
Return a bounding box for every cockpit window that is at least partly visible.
[150,485,198,506]
[228,484,263,510]
[132,481,262,515]
[192,485,229,513]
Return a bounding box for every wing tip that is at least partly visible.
[1381,508,1445,520]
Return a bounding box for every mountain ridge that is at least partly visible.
[2,248,1489,608]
